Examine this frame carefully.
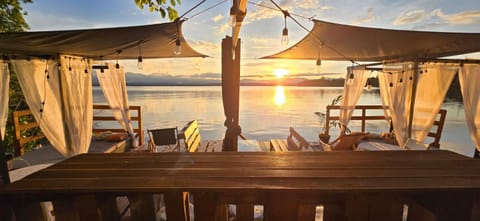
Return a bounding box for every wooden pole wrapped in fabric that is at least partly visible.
[221,36,241,152]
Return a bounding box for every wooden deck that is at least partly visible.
[1,150,479,221]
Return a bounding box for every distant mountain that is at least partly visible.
[92,72,347,86]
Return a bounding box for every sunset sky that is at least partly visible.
[23,0,480,81]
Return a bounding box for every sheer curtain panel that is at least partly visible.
[459,64,480,152]
[0,61,9,140]
[11,56,92,157]
[339,66,370,132]
[96,63,137,146]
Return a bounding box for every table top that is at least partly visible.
[2,150,480,195]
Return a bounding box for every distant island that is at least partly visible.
[92,72,371,87]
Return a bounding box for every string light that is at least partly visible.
[347,63,354,85]
[174,38,182,55]
[137,43,143,69]
[281,11,289,46]
[174,21,182,55]
[316,42,323,73]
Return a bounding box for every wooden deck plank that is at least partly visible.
[257,141,270,152]
[197,141,209,152]
[208,140,223,152]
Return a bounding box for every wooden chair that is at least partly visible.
[179,120,201,152]
[147,127,180,152]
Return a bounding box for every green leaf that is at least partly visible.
[159,8,166,18]
[170,0,176,6]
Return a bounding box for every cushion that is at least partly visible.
[93,131,113,141]
[332,132,369,151]
[105,133,128,142]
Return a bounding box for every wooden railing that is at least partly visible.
[325,105,388,135]
[12,105,143,156]
[92,104,143,146]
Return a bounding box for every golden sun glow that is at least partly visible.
[274,86,286,105]
[274,69,288,78]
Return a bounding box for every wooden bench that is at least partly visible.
[270,127,314,152]
[325,105,447,148]
[12,104,143,157]
[178,120,224,152]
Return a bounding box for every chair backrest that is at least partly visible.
[427,109,447,148]
[147,128,178,146]
[180,120,201,152]
[287,127,310,151]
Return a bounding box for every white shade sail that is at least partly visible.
[0,21,206,59]
[262,20,480,61]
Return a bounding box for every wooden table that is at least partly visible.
[1,150,480,221]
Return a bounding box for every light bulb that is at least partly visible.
[316,59,322,73]
[229,7,236,27]
[398,78,404,86]
[281,27,289,46]
[137,56,143,70]
[174,38,182,55]
[347,73,354,85]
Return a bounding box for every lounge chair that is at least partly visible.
[147,127,180,152]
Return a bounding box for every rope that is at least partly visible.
[178,0,208,20]
[186,0,229,20]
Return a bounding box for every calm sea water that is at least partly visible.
[93,86,475,157]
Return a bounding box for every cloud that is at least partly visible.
[432,9,480,24]
[352,8,376,25]
[393,10,426,25]
[189,40,219,57]
[213,14,224,23]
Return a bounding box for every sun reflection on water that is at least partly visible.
[274,86,286,105]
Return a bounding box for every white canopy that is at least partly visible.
[262,19,480,61]
[0,21,206,59]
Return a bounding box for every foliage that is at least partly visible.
[0,0,32,32]
[134,0,181,21]
[1,0,32,153]
[315,95,351,134]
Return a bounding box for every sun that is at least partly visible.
[274,69,288,78]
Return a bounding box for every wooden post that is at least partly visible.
[221,36,241,152]
[0,138,10,184]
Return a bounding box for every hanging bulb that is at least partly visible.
[174,38,182,55]
[316,58,322,73]
[229,7,236,27]
[398,78,404,86]
[347,72,354,85]
[137,56,143,70]
[281,27,289,46]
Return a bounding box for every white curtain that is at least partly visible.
[0,61,9,140]
[339,66,370,132]
[459,64,480,152]
[411,63,456,142]
[379,63,414,148]
[11,56,92,157]
[96,63,137,146]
